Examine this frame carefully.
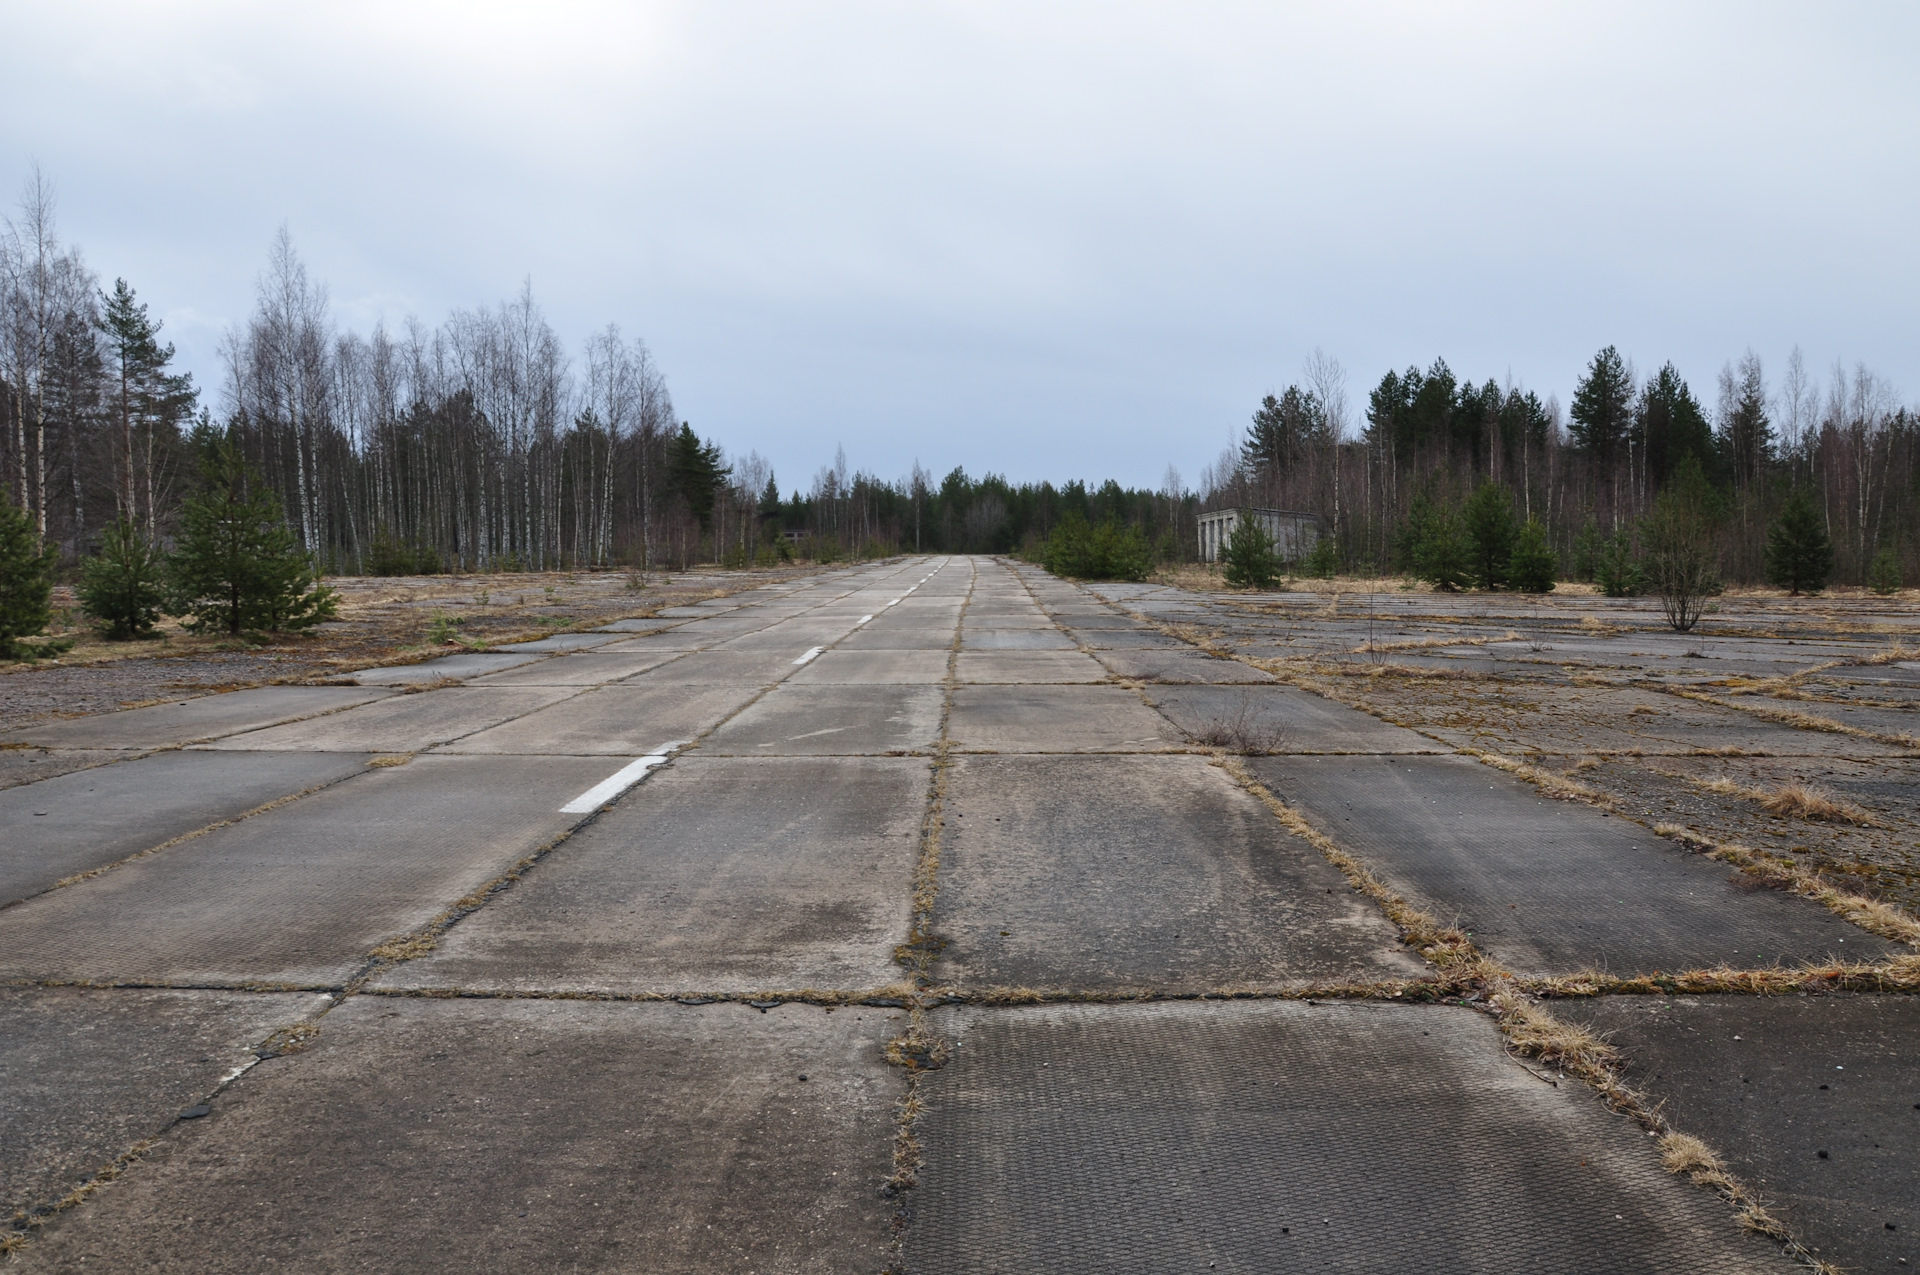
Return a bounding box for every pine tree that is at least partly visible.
[1764,490,1833,596]
[169,441,338,634]
[98,278,196,532]
[1221,516,1281,589]
[1507,519,1557,593]
[1402,490,1470,591]
[1302,534,1339,579]
[667,422,728,528]
[1462,480,1516,589]
[1595,530,1642,597]
[1569,345,1634,466]
[0,491,59,658]
[79,517,167,639]
[1867,548,1902,596]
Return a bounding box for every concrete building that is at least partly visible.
[1197,507,1319,564]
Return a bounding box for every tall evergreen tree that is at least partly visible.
[1245,386,1326,475]
[169,440,337,633]
[1715,351,1773,489]
[1569,345,1634,465]
[1638,362,1715,490]
[1764,490,1833,596]
[666,422,728,528]
[78,517,166,638]
[97,278,196,534]
[0,490,58,657]
[1507,519,1558,593]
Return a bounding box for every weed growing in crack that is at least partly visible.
[1187,691,1288,754]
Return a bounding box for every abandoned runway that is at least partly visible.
[2,556,1912,1271]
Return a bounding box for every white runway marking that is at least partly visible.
[793,646,825,665]
[856,614,873,625]
[560,742,686,813]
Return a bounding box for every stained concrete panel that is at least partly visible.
[958,629,1076,650]
[1250,755,1893,976]
[0,750,371,904]
[947,685,1184,753]
[10,997,900,1273]
[905,1000,1790,1274]
[466,651,683,686]
[1145,684,1441,754]
[837,624,958,651]
[1066,627,1188,649]
[4,686,391,750]
[201,687,573,753]
[351,652,545,684]
[1560,994,1919,1272]
[1094,649,1275,684]
[954,651,1108,684]
[0,987,331,1222]
[0,756,615,987]
[378,756,928,994]
[702,685,945,755]
[788,651,951,685]
[626,648,818,684]
[715,622,862,652]
[491,632,626,651]
[932,755,1421,991]
[0,749,121,792]
[439,683,759,755]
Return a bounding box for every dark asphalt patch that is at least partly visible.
[0,750,370,903]
[1561,993,1920,1272]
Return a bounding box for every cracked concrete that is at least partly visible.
[3,555,1909,1271]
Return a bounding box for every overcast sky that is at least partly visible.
[5,2,1916,490]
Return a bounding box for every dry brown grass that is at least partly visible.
[1757,780,1879,825]
[1653,823,1920,949]
[1350,629,1520,655]
[366,754,413,768]
[1186,690,1288,753]
[1853,642,1919,667]
[1472,751,1613,805]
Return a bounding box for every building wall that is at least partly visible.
[1198,508,1319,564]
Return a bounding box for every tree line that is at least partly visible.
[1210,345,1914,591]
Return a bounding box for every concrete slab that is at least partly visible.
[958,629,1076,650]
[351,652,546,684]
[627,649,818,685]
[1094,649,1275,683]
[1146,684,1442,753]
[201,687,573,752]
[0,756,615,987]
[836,625,958,651]
[954,651,1108,684]
[11,997,901,1273]
[4,686,392,750]
[0,987,332,1223]
[932,755,1421,991]
[378,756,928,994]
[1561,994,1920,1273]
[715,622,860,652]
[0,750,371,904]
[788,651,951,685]
[905,1000,1791,1274]
[490,632,626,651]
[1249,755,1893,976]
[0,749,122,792]
[1066,627,1188,649]
[947,685,1184,753]
[440,683,760,755]
[466,650,684,686]
[702,685,945,755]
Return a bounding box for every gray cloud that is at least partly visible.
[5,0,1914,487]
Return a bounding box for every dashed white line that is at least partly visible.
[560,743,687,814]
[793,646,825,666]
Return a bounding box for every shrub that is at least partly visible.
[1642,477,1721,632]
[78,518,167,639]
[1764,490,1833,596]
[1462,480,1516,589]
[1221,517,1281,589]
[1507,519,1557,593]
[0,490,58,659]
[1302,534,1338,580]
[1042,513,1152,581]
[1868,547,1902,595]
[1403,492,1470,591]
[1595,529,1642,596]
